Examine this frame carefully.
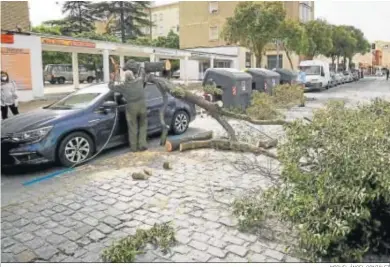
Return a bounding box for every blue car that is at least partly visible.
[1,83,196,167]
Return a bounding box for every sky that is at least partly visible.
[28,0,390,42]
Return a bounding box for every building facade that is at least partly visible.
[149,2,179,39]
[179,1,315,71]
[1,1,31,32]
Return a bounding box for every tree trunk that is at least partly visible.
[78,3,82,33]
[120,2,125,43]
[179,139,278,160]
[283,45,294,70]
[166,131,213,152]
[256,54,262,68]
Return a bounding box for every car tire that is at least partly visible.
[57,132,95,167]
[58,77,65,84]
[79,80,84,84]
[171,110,189,135]
[87,77,94,83]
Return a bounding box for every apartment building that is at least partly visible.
[149,1,179,39]
[179,1,315,71]
[1,1,31,32]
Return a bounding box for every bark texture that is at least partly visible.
[165,131,214,152]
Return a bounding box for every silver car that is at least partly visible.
[44,64,96,84]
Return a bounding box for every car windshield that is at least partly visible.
[48,92,101,110]
[300,66,321,75]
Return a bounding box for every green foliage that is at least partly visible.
[102,222,176,263]
[278,20,308,70]
[32,25,63,35]
[302,19,333,59]
[203,84,223,96]
[73,31,121,43]
[222,1,286,67]
[234,99,390,262]
[273,84,305,108]
[246,91,283,120]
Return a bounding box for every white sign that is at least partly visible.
[241,81,246,91]
[272,79,276,86]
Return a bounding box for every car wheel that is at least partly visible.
[171,110,189,135]
[87,77,94,83]
[58,132,94,167]
[58,77,65,84]
[79,80,84,84]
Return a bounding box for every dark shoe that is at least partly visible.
[138,147,148,152]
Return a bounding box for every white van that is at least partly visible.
[299,60,331,91]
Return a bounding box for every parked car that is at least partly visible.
[172,70,180,79]
[298,60,331,91]
[44,64,96,84]
[343,71,354,83]
[338,72,348,84]
[334,73,344,85]
[329,71,338,88]
[1,83,196,167]
[351,71,360,81]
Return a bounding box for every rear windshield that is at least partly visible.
[48,93,101,110]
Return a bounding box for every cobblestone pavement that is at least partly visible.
[2,77,389,263]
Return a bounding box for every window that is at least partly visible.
[65,66,72,72]
[159,13,163,21]
[153,14,157,22]
[209,26,219,40]
[159,26,163,36]
[79,66,87,72]
[49,93,101,110]
[245,52,252,68]
[267,55,283,69]
[176,25,180,32]
[209,1,218,14]
[301,66,321,75]
[299,1,313,22]
[145,84,162,100]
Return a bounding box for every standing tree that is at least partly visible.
[221,1,286,67]
[302,19,333,59]
[92,1,152,43]
[278,19,308,70]
[46,1,95,35]
[346,26,371,69]
[326,25,352,69]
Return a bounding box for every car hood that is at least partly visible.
[1,108,78,136]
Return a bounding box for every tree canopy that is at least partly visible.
[221,1,286,67]
[302,19,333,59]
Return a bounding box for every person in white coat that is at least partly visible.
[1,71,19,119]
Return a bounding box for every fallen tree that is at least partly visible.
[165,131,213,152]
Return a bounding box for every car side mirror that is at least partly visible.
[100,101,118,113]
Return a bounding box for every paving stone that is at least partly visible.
[175,233,191,245]
[53,205,67,213]
[248,252,267,262]
[237,232,258,243]
[51,213,67,222]
[75,225,94,236]
[204,221,222,229]
[71,212,87,221]
[22,212,40,220]
[283,255,300,262]
[100,184,112,190]
[109,187,121,194]
[52,226,70,235]
[15,249,38,262]
[85,242,105,253]
[135,251,158,262]
[113,202,129,211]
[225,253,249,262]
[83,217,99,227]
[226,245,248,257]
[187,249,211,262]
[58,241,80,256]
[35,245,59,261]
[249,242,266,254]
[14,232,35,242]
[172,245,191,255]
[118,213,133,221]
[60,218,78,228]
[208,257,224,262]
[188,240,209,251]
[3,214,21,222]
[103,198,117,205]
[68,203,82,211]
[13,218,30,228]
[46,234,67,245]
[219,216,238,227]
[207,246,227,258]
[105,208,123,217]
[43,221,59,229]
[1,253,15,263]
[81,251,102,262]
[41,209,56,217]
[89,211,106,220]
[3,243,28,254]
[192,232,210,243]
[21,223,41,232]
[25,237,46,250]
[64,230,82,242]
[88,230,105,242]
[103,216,121,227]
[32,216,49,225]
[222,234,245,246]
[117,196,131,203]
[207,237,227,249]
[34,228,53,238]
[118,189,134,197]
[263,249,285,261]
[76,237,91,247]
[61,209,75,216]
[50,253,68,262]
[1,221,14,230]
[93,195,107,202]
[201,213,220,222]
[97,223,114,234]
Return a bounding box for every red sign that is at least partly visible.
[1,34,14,44]
[41,38,96,48]
[232,86,237,96]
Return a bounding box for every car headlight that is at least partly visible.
[12,126,53,143]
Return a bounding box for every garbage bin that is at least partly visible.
[203,68,252,109]
[245,68,280,95]
[273,68,298,85]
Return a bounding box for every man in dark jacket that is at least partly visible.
[108,64,148,152]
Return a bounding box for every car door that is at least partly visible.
[65,65,73,81]
[145,84,164,132]
[88,94,123,150]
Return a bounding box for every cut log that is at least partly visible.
[132,172,148,180]
[179,139,278,160]
[163,161,172,170]
[165,131,213,152]
[257,139,278,149]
